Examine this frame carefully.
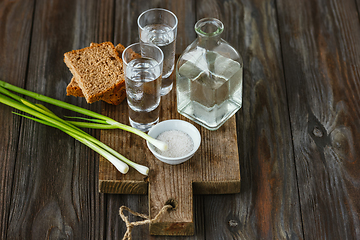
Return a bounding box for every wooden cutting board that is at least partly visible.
[99,76,241,236]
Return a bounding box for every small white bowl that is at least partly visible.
[146,120,201,165]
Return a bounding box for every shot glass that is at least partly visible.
[138,8,178,96]
[122,42,164,132]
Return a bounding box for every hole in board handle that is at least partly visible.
[165,199,178,210]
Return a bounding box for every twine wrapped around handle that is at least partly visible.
[119,204,173,240]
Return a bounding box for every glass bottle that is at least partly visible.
[176,18,243,131]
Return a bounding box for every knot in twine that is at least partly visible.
[119,204,173,240]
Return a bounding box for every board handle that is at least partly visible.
[149,194,194,235]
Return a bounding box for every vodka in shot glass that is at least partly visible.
[138,8,178,96]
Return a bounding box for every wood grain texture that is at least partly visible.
[0,1,35,240]
[1,0,359,239]
[1,0,113,239]
[196,0,303,239]
[277,0,360,239]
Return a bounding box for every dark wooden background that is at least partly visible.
[1,0,360,239]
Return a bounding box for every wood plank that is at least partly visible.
[276,0,360,238]
[1,0,114,239]
[0,1,35,239]
[196,0,303,239]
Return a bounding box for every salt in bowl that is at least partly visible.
[146,119,201,165]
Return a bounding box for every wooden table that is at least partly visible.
[1,0,360,239]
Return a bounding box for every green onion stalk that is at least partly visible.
[0,92,135,174]
[0,80,167,151]
[14,110,131,174]
[0,81,166,176]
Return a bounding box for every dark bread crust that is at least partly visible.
[102,82,126,105]
[66,77,126,105]
[66,77,84,97]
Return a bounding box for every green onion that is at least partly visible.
[12,112,130,174]
[66,121,118,129]
[67,131,130,174]
[0,89,149,175]
[0,80,167,151]
[65,116,107,123]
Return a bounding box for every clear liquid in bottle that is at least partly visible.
[176,18,243,130]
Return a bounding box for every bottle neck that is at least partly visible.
[195,18,224,49]
[197,34,221,49]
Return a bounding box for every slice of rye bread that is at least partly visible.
[66,43,126,105]
[64,42,125,104]
[66,76,126,105]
